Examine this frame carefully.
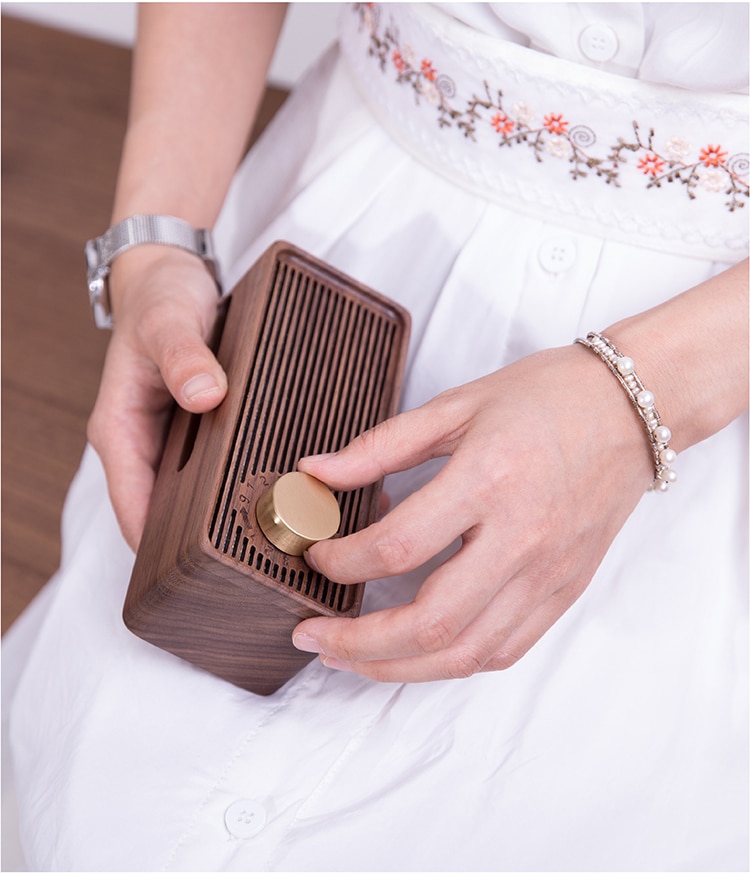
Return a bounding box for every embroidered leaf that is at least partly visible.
[356,3,748,211]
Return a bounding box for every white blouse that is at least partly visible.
[441,2,750,92]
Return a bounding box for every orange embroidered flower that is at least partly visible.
[421,59,437,81]
[638,153,666,176]
[543,113,568,135]
[490,112,516,135]
[699,144,728,167]
[357,5,746,212]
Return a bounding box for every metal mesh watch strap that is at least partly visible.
[85,214,221,329]
[97,215,215,265]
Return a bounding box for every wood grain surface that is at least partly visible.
[124,244,411,694]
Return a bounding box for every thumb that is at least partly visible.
[178,361,228,412]
[141,305,228,414]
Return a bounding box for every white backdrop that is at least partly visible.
[2,2,340,89]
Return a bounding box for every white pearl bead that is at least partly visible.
[654,479,670,493]
[660,447,677,465]
[654,425,672,443]
[637,389,654,409]
[616,356,635,375]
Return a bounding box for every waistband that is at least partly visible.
[339,3,749,260]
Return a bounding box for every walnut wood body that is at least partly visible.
[124,243,410,695]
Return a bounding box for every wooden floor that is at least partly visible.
[1,16,286,634]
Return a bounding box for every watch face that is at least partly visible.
[85,238,113,328]
[88,274,104,302]
[85,238,103,277]
[88,275,112,329]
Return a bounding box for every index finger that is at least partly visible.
[297,391,466,491]
[306,461,473,584]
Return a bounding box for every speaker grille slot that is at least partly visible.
[209,253,402,612]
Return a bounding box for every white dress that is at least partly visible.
[5,4,748,871]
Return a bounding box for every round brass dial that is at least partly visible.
[255,471,341,556]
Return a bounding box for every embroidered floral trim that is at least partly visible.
[355,3,749,212]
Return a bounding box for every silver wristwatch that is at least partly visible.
[84,214,222,328]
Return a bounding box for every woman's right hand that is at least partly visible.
[87,248,227,552]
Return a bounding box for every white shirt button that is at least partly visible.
[224,799,268,839]
[538,237,576,274]
[579,24,619,62]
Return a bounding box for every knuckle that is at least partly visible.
[430,388,469,445]
[329,636,360,664]
[356,423,382,455]
[136,303,205,363]
[411,611,459,654]
[320,620,360,663]
[355,418,400,472]
[154,342,212,394]
[159,338,203,378]
[489,646,525,671]
[473,455,513,500]
[432,385,463,413]
[442,646,486,680]
[372,529,414,574]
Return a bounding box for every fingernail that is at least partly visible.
[299,452,336,464]
[321,656,354,673]
[293,632,322,654]
[182,372,220,402]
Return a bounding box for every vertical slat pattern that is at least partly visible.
[210,253,402,611]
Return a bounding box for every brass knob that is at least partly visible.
[255,472,340,556]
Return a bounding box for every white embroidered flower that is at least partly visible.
[664,137,691,163]
[421,81,441,106]
[363,8,376,32]
[402,44,416,66]
[546,136,571,159]
[511,101,535,127]
[699,168,726,192]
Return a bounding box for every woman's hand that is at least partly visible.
[87,248,226,551]
[84,3,288,551]
[293,260,748,683]
[293,345,652,682]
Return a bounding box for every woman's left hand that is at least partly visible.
[293,343,651,682]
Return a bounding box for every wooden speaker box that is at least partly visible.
[123,242,410,695]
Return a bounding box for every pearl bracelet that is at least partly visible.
[575,332,677,493]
